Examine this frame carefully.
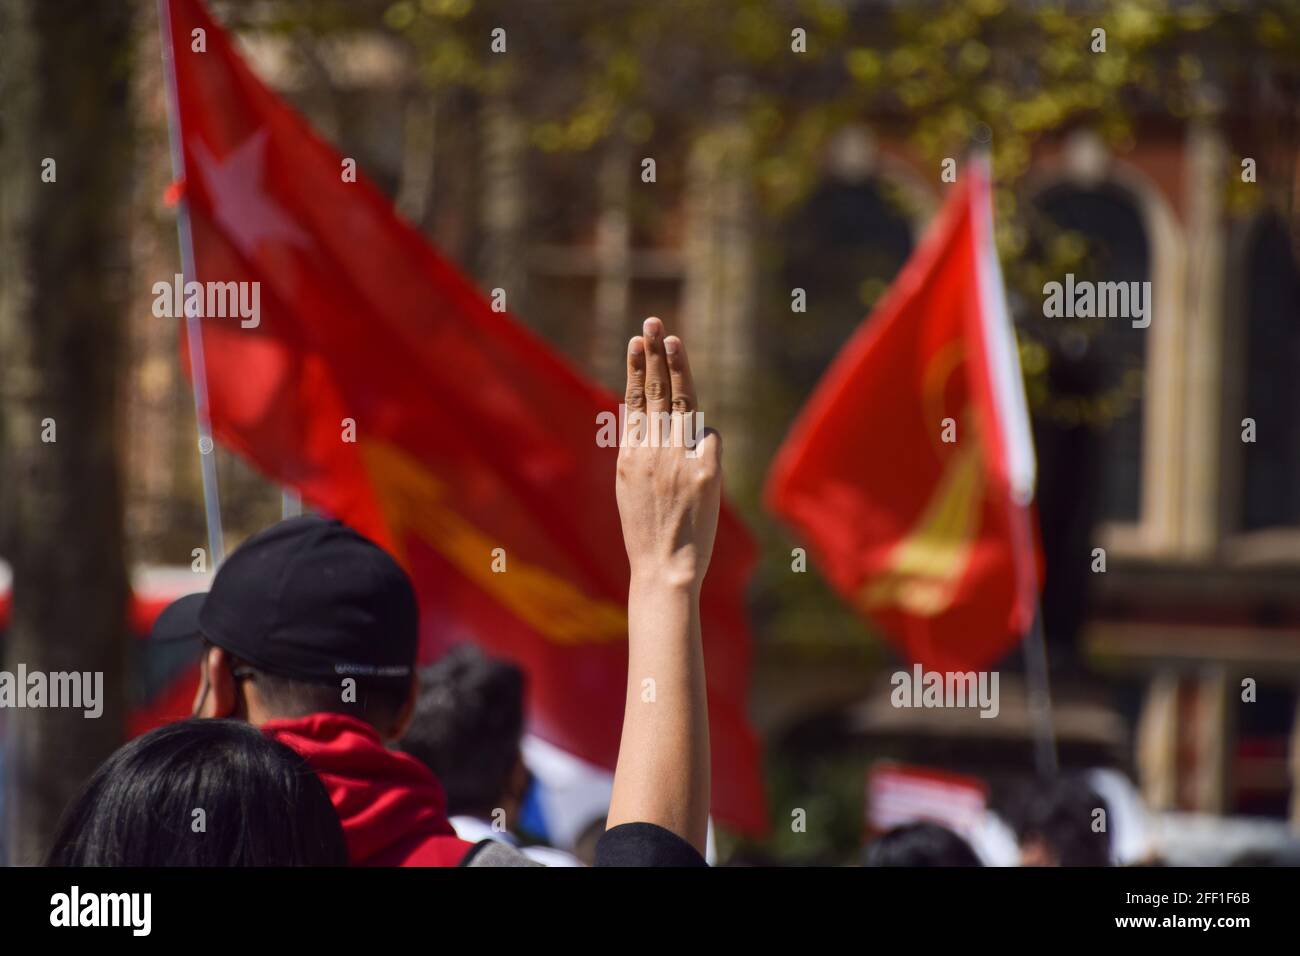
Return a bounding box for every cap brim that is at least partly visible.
[150,592,208,644]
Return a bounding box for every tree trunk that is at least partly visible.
[0,0,134,864]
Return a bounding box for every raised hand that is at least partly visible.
[615,316,722,592]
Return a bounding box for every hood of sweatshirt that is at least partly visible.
[263,712,469,866]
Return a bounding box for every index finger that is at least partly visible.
[623,334,647,446]
[624,334,646,414]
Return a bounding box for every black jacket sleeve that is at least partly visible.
[594,822,708,867]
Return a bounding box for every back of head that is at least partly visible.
[47,719,348,866]
[863,822,983,867]
[1011,774,1113,867]
[248,667,413,735]
[398,645,526,818]
[154,516,421,733]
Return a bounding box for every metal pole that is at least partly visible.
[1012,501,1058,777]
[1022,603,1058,777]
[158,0,224,565]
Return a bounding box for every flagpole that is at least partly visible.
[1022,608,1058,776]
[1013,503,1059,777]
[158,0,225,565]
[970,142,1059,777]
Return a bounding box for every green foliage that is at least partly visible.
[351,1,1297,200]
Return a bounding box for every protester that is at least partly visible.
[1010,776,1113,866]
[152,515,480,865]
[863,823,984,867]
[399,645,581,865]
[47,719,347,866]
[148,317,719,867]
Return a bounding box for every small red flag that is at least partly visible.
[162,0,764,832]
[766,162,1040,673]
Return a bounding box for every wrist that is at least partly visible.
[628,562,703,597]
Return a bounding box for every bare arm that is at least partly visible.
[606,316,720,854]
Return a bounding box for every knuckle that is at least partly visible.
[644,380,667,403]
[624,386,645,407]
[671,394,693,413]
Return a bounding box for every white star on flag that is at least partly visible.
[191,129,311,258]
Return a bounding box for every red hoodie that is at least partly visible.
[263,713,475,867]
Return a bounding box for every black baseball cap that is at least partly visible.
[152,515,418,686]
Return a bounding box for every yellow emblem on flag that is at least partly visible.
[362,440,628,644]
[862,338,983,618]
[859,441,982,617]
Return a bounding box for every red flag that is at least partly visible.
[766,162,1040,673]
[162,0,764,833]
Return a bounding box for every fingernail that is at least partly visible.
[664,337,679,355]
[629,336,644,355]
[643,317,659,340]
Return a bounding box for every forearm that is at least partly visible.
[606,572,710,853]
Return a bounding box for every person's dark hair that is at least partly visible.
[47,719,348,866]
[206,639,411,732]
[398,645,526,817]
[247,665,411,732]
[1012,775,1113,867]
[863,822,983,867]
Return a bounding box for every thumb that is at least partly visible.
[694,427,722,473]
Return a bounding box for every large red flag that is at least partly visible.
[766,161,1040,673]
[162,0,764,832]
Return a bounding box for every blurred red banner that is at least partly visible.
[162,0,765,833]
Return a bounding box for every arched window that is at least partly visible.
[1241,214,1300,530]
[778,176,915,397]
[1032,184,1150,524]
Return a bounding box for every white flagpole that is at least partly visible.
[971,152,1036,507]
[158,0,225,565]
[971,149,1058,777]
